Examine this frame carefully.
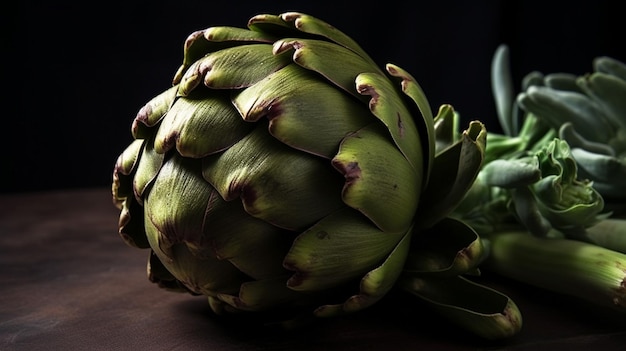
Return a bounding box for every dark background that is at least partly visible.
[8,0,625,194]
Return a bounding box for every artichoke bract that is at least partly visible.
[112,12,518,337]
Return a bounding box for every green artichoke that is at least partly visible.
[112,12,520,338]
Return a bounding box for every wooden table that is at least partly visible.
[1,188,625,350]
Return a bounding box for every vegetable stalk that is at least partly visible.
[483,230,626,312]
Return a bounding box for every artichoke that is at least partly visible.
[112,12,521,339]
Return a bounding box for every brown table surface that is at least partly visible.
[1,188,625,350]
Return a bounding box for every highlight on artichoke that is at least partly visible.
[111,12,523,340]
[452,44,626,313]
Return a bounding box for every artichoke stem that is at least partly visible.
[483,231,626,312]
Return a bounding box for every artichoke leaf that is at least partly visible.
[232,64,372,158]
[356,71,423,172]
[247,13,296,34]
[131,86,178,139]
[112,139,144,203]
[173,30,214,85]
[399,275,522,340]
[202,191,294,280]
[112,140,150,248]
[273,38,382,101]
[404,217,485,276]
[132,138,164,203]
[332,123,421,233]
[146,225,247,297]
[202,125,345,231]
[386,63,435,186]
[278,12,376,67]
[177,44,292,94]
[154,89,253,157]
[283,208,406,291]
[432,104,459,153]
[144,155,214,256]
[204,25,276,43]
[147,251,190,293]
[144,155,248,295]
[117,196,149,249]
[417,120,486,229]
[386,63,434,126]
[315,227,412,317]
[173,26,276,85]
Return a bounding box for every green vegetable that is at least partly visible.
[468,138,607,238]
[491,44,626,248]
[452,44,626,314]
[484,231,626,312]
[512,49,626,216]
[111,12,521,340]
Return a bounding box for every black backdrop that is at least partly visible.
[8,0,625,193]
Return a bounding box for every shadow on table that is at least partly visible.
[166,276,626,351]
